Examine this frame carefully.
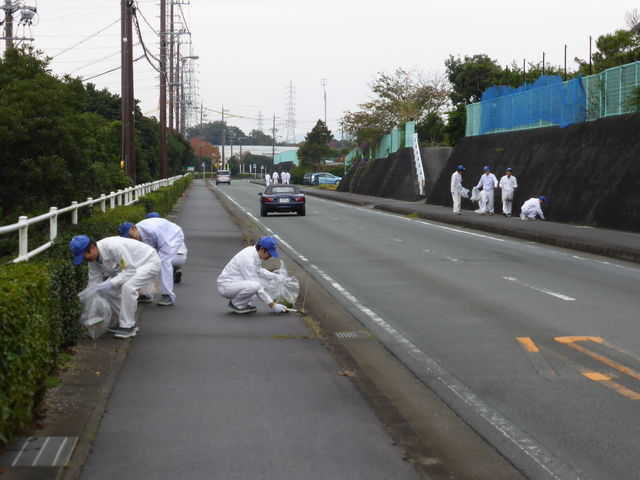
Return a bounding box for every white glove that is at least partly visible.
[96,279,113,293]
[271,303,287,313]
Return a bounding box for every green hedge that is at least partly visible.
[0,175,191,444]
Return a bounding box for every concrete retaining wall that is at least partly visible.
[427,113,640,232]
[338,147,452,202]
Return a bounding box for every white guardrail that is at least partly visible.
[0,174,188,264]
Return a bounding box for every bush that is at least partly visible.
[0,175,192,446]
[0,263,51,443]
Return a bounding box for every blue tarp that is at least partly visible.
[479,75,586,135]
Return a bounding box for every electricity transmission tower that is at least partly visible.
[284,80,296,144]
[257,110,264,132]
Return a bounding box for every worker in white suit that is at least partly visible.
[265,172,271,186]
[272,171,280,184]
[69,235,161,338]
[450,165,466,215]
[475,166,499,215]
[119,218,187,307]
[283,171,290,184]
[217,236,289,314]
[520,196,547,220]
[499,168,518,217]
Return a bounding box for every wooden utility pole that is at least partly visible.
[174,40,181,132]
[159,0,168,178]
[221,106,226,168]
[168,1,174,132]
[121,0,136,181]
[3,0,14,49]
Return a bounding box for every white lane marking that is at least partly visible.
[422,249,463,263]
[330,216,339,221]
[273,234,308,262]
[11,438,30,466]
[52,437,68,467]
[32,437,50,466]
[394,238,403,242]
[307,263,572,480]
[503,276,576,301]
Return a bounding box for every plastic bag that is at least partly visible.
[78,284,112,339]
[460,187,470,199]
[470,187,481,202]
[264,260,299,307]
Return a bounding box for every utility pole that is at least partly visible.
[168,0,174,132]
[589,36,593,75]
[221,106,226,169]
[271,113,276,163]
[564,44,567,81]
[159,0,167,178]
[3,0,15,49]
[542,52,545,75]
[121,0,136,181]
[321,78,327,125]
[174,39,181,132]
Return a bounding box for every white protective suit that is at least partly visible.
[217,246,280,308]
[450,171,464,214]
[520,197,545,220]
[283,171,290,184]
[88,237,161,328]
[499,174,518,215]
[135,217,187,303]
[475,173,499,214]
[265,173,271,186]
[272,171,280,184]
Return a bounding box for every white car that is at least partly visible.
[216,170,231,185]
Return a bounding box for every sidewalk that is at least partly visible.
[300,187,640,264]
[73,180,423,480]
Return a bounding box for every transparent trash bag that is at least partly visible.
[460,187,470,199]
[78,284,112,339]
[264,260,299,307]
[470,187,481,202]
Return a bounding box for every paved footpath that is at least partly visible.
[78,180,421,480]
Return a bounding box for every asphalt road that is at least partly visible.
[218,180,640,480]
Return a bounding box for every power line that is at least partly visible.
[134,0,160,36]
[67,43,141,74]
[51,18,120,59]
[81,55,145,82]
[131,5,161,74]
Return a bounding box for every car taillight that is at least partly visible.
[263,197,275,202]
[294,196,305,202]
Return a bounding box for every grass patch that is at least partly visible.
[407,212,420,218]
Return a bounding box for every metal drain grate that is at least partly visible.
[334,331,359,339]
[2,436,78,467]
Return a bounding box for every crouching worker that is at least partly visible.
[520,196,548,221]
[217,236,288,314]
[119,217,188,307]
[70,235,161,338]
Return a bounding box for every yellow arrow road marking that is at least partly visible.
[516,337,540,353]
[555,337,640,382]
[581,371,640,400]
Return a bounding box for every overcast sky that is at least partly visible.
[20,0,635,142]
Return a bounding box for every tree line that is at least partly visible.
[0,48,194,225]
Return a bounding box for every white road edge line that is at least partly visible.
[11,438,30,467]
[31,436,50,466]
[503,276,576,301]
[52,437,68,467]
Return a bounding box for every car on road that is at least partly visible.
[302,172,321,185]
[216,170,231,185]
[312,172,342,185]
[259,185,305,216]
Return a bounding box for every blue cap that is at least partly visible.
[69,235,90,265]
[146,212,161,218]
[539,195,548,203]
[506,168,513,172]
[257,236,279,258]
[456,165,466,171]
[118,222,135,238]
[483,166,491,171]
